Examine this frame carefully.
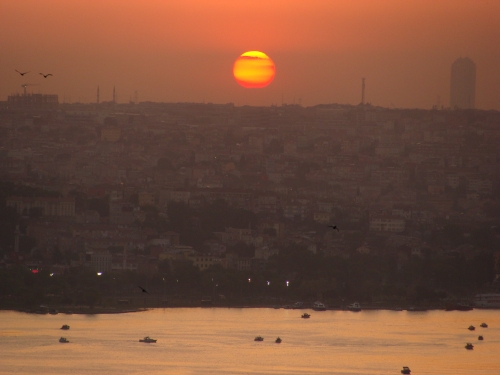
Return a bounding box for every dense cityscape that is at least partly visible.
[1,92,499,311]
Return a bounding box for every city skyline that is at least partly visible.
[1,0,499,110]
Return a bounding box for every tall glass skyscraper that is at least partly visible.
[450,57,476,109]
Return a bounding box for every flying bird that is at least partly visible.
[327,225,340,232]
[15,70,30,76]
[40,73,53,78]
[138,286,149,294]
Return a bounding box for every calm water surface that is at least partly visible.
[1,308,499,374]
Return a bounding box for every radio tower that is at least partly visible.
[361,78,365,105]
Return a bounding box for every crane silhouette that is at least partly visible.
[15,70,30,76]
[39,73,53,78]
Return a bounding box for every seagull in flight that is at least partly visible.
[15,70,30,76]
[327,225,340,232]
[40,73,53,78]
[138,286,149,294]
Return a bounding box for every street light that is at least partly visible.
[97,272,102,276]
[267,281,270,286]
[286,280,289,287]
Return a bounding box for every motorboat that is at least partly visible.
[347,302,361,312]
[275,337,282,344]
[139,336,157,343]
[465,342,474,350]
[468,325,475,331]
[254,336,264,342]
[312,301,326,311]
[478,335,484,340]
[292,302,304,309]
[480,322,488,328]
[445,302,473,311]
[59,337,69,343]
[301,313,311,319]
[401,366,411,374]
[60,325,70,330]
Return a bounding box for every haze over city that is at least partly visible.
[2,0,500,109]
[2,1,500,374]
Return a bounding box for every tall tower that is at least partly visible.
[450,57,476,109]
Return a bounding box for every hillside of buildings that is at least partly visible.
[1,101,500,309]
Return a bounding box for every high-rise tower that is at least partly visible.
[450,57,476,109]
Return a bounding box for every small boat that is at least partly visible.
[312,301,327,311]
[59,337,69,343]
[347,302,361,312]
[478,335,484,340]
[275,337,282,344]
[445,302,473,311]
[401,366,411,374]
[468,325,475,331]
[60,325,70,330]
[292,302,304,309]
[301,313,311,319]
[254,336,264,342]
[465,342,474,350]
[139,336,157,343]
[480,322,488,328]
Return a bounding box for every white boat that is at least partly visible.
[139,336,157,343]
[347,302,361,312]
[473,293,500,308]
[312,301,326,311]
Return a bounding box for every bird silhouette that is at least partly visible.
[138,286,149,294]
[327,225,340,232]
[15,70,30,76]
[40,73,53,78]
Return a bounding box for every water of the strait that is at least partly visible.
[1,308,499,374]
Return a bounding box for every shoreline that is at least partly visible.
[2,304,497,315]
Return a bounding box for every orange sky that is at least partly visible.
[1,0,499,109]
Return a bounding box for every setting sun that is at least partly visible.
[233,51,275,89]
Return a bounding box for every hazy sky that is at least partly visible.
[1,0,499,109]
